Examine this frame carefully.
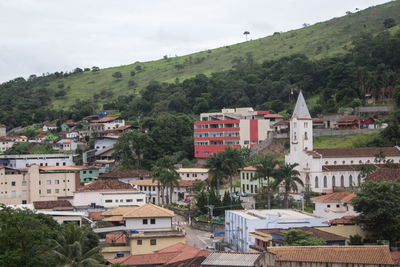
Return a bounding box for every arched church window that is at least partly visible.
[358,174,361,185]
[342,160,345,164]
[332,176,336,187]
[325,161,328,165]
[315,176,319,188]
[305,132,308,140]
[334,161,337,165]
[340,175,344,187]
[323,176,327,188]
[359,160,362,164]
[349,175,353,186]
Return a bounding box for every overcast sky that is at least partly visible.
[0,0,389,83]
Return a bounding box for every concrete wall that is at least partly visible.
[73,191,101,207]
[313,202,358,220]
[95,138,117,150]
[129,235,185,255]
[125,217,172,230]
[101,192,146,208]
[102,246,130,259]
[0,154,74,168]
[316,225,371,244]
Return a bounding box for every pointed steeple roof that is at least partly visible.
[292,91,311,119]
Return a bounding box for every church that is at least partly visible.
[285,92,400,193]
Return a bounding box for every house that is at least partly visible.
[108,242,210,266]
[177,167,209,181]
[130,179,194,204]
[194,108,272,159]
[42,124,57,132]
[53,139,77,152]
[102,206,138,225]
[225,209,327,252]
[91,116,125,130]
[273,120,289,133]
[264,114,283,125]
[201,251,271,267]
[66,132,79,139]
[311,191,358,220]
[73,179,146,208]
[0,123,6,137]
[285,92,400,193]
[0,165,80,205]
[40,165,99,183]
[267,246,395,266]
[94,137,118,150]
[312,118,325,129]
[0,136,15,154]
[87,123,105,135]
[239,165,278,195]
[249,227,346,251]
[0,153,74,168]
[101,204,186,258]
[99,169,152,183]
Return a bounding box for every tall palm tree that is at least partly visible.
[152,165,165,205]
[219,146,245,201]
[205,153,225,196]
[163,168,181,204]
[49,223,105,267]
[275,163,304,209]
[252,154,278,209]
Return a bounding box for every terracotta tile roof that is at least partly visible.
[240,166,257,171]
[391,251,400,265]
[103,215,124,222]
[314,147,400,158]
[268,246,394,265]
[102,206,138,216]
[179,180,193,187]
[265,114,283,119]
[123,203,174,218]
[33,200,72,210]
[311,191,356,203]
[92,116,121,123]
[88,211,104,221]
[76,179,135,192]
[256,227,346,241]
[306,150,321,159]
[322,164,359,171]
[366,168,400,182]
[105,233,126,245]
[326,216,356,225]
[45,124,57,127]
[108,242,208,266]
[99,169,152,179]
[274,120,289,126]
[312,118,324,123]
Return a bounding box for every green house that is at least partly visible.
[61,123,69,133]
[80,167,99,183]
[240,166,275,195]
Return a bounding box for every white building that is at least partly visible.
[73,179,145,208]
[95,137,118,150]
[225,209,327,252]
[123,203,174,230]
[311,191,358,220]
[0,137,15,153]
[0,153,75,168]
[43,124,57,132]
[177,168,209,181]
[285,92,400,193]
[92,116,125,130]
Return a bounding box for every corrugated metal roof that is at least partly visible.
[201,252,262,266]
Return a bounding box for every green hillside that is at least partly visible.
[35,1,400,109]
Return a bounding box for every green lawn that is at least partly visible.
[33,0,400,109]
[313,133,378,149]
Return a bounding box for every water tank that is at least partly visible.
[130,230,138,234]
[116,252,124,258]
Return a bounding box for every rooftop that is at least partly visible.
[177,168,209,173]
[105,233,126,245]
[228,209,318,220]
[201,251,263,266]
[366,168,400,182]
[292,91,311,119]
[76,179,136,192]
[314,147,400,158]
[88,211,104,221]
[255,227,346,241]
[123,203,174,219]
[325,216,356,225]
[33,200,72,210]
[92,116,121,123]
[311,191,356,203]
[268,246,394,265]
[99,169,152,179]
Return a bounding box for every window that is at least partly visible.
[39,190,41,194]
[327,204,331,208]
[11,191,16,198]
[336,204,340,208]
[244,140,249,145]
[340,175,344,187]
[246,173,249,180]
[22,180,27,186]
[11,181,16,186]
[150,239,156,246]
[46,180,51,185]
[315,176,319,188]
[349,175,353,186]
[334,161,337,165]
[243,184,245,192]
[83,171,87,174]
[247,184,249,190]
[342,160,345,164]
[47,189,51,194]
[120,199,124,202]
[332,176,336,187]
[55,180,59,184]
[105,200,112,203]
[137,199,144,202]
[126,199,133,202]
[63,162,66,166]
[22,200,27,204]
[187,174,189,177]
[325,161,328,165]
[137,240,142,245]
[294,131,297,141]
[150,218,156,224]
[56,162,59,166]
[143,219,148,224]
[358,174,361,185]
[55,189,59,193]
[323,176,327,188]
[304,122,308,128]
[255,185,258,193]
[21,190,27,195]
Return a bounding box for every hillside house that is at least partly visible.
[311,191,358,220]
[91,116,125,130]
[42,124,57,132]
[177,167,209,181]
[99,169,152,183]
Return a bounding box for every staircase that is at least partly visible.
[250,133,274,157]
[250,133,288,159]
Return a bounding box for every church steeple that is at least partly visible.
[292,91,311,119]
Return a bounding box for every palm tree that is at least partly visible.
[275,163,304,209]
[219,146,245,202]
[163,168,181,204]
[49,223,105,267]
[252,154,278,209]
[205,153,225,196]
[151,165,165,205]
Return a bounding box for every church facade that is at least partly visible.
[285,92,400,193]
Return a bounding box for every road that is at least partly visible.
[173,214,223,249]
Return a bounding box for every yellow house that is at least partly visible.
[101,203,185,259]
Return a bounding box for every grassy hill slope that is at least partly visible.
[34,1,400,109]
